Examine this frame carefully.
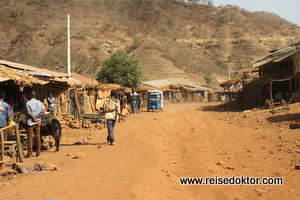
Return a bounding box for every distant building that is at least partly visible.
[223,40,300,110]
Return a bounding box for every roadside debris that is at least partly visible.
[34,162,58,171]
[12,163,33,174]
[11,162,58,174]
[289,123,300,129]
[72,152,86,159]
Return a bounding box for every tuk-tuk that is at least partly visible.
[147,90,164,111]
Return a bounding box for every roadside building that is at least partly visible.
[143,79,214,103]
[220,40,300,110]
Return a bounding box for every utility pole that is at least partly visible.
[67,14,71,79]
[228,67,231,80]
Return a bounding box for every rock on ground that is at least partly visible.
[12,163,33,174]
[34,162,58,171]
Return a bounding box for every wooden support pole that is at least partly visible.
[74,91,81,129]
[270,79,274,102]
[0,130,4,170]
[15,124,23,163]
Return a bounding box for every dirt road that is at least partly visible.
[1,103,300,200]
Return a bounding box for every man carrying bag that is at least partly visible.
[103,90,120,145]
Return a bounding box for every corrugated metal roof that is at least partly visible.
[0,60,68,77]
[143,80,173,88]
[16,70,52,77]
[180,83,212,91]
[252,42,300,68]
[71,73,97,86]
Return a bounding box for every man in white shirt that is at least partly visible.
[26,91,45,157]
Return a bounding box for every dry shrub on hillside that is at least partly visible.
[0,0,298,80]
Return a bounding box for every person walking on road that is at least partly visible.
[130,89,138,114]
[119,91,127,121]
[104,90,120,145]
[26,91,45,157]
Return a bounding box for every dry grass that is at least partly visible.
[162,84,193,92]
[95,83,121,90]
[0,0,298,85]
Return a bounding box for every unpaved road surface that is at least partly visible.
[1,103,300,200]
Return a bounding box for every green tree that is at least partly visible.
[97,51,144,87]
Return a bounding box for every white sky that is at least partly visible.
[213,0,300,26]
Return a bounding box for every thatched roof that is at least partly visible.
[162,84,193,92]
[95,84,121,90]
[119,87,132,93]
[0,65,40,86]
[134,86,157,92]
[220,78,240,88]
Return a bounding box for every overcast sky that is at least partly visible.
[213,0,300,26]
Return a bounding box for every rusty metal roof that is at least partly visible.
[251,41,300,68]
[71,73,97,86]
[0,60,68,77]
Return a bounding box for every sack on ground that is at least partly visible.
[103,98,117,112]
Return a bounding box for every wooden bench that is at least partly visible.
[3,141,17,160]
[79,112,104,129]
[267,99,289,114]
[0,124,23,169]
[8,131,27,151]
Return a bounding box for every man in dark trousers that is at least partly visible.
[104,90,120,145]
[26,91,45,157]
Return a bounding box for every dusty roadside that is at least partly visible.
[0,102,300,200]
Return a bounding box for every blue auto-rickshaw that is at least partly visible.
[147,90,164,112]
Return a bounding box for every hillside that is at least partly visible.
[0,0,299,85]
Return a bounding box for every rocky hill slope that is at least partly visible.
[0,0,299,85]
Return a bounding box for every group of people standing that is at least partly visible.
[0,88,141,156]
[0,90,56,158]
[130,89,143,114]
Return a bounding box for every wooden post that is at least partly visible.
[0,130,4,170]
[67,14,71,79]
[15,124,23,163]
[270,79,274,101]
[67,92,71,115]
[74,91,81,129]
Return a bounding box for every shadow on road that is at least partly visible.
[198,103,241,113]
[267,113,300,123]
[60,142,107,147]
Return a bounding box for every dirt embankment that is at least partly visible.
[0,102,300,200]
[0,1,299,83]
